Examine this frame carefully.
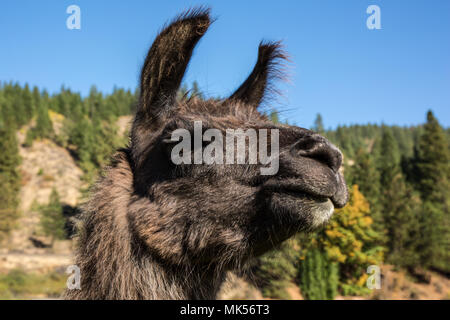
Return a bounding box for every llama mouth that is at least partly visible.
[271,187,329,202]
[267,185,336,226]
[261,181,333,204]
[260,175,347,209]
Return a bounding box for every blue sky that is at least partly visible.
[1,0,449,129]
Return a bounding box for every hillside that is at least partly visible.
[0,115,133,275]
[2,115,83,253]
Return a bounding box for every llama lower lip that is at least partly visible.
[277,190,328,201]
[266,185,330,202]
[261,177,336,202]
[270,190,335,226]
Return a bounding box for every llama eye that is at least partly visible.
[161,129,189,145]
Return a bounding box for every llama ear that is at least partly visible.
[138,8,211,122]
[226,41,287,108]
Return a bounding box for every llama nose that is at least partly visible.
[291,134,343,173]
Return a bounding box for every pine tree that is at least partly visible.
[32,86,41,116]
[414,111,449,272]
[298,248,338,300]
[377,128,400,238]
[377,128,421,268]
[254,239,299,299]
[0,124,21,240]
[190,81,203,99]
[34,98,53,138]
[270,110,279,124]
[40,189,66,244]
[378,127,400,186]
[22,83,34,122]
[12,83,27,127]
[68,115,125,182]
[24,97,53,146]
[349,148,382,229]
[383,174,422,268]
[313,113,325,134]
[415,111,449,201]
[334,126,355,158]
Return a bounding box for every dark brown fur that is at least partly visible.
[64,8,348,300]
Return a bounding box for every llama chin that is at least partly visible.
[310,199,335,228]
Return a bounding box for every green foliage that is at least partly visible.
[298,248,338,300]
[376,128,422,268]
[22,84,34,122]
[319,185,384,295]
[325,123,419,160]
[414,111,449,201]
[378,128,400,186]
[0,82,36,127]
[177,81,204,100]
[383,175,422,268]
[312,113,325,134]
[413,111,449,272]
[269,110,279,124]
[1,82,135,183]
[24,97,54,146]
[67,116,126,182]
[0,124,21,240]
[191,81,203,99]
[327,113,448,275]
[254,239,299,299]
[0,269,66,299]
[33,97,53,138]
[39,189,66,242]
[348,147,382,231]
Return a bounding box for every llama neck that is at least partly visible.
[68,228,226,299]
[139,259,226,299]
[64,151,226,299]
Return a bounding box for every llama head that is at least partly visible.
[128,8,348,269]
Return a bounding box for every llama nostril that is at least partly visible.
[292,135,342,173]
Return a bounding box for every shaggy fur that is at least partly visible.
[64,8,348,300]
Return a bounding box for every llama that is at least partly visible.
[64,8,348,300]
